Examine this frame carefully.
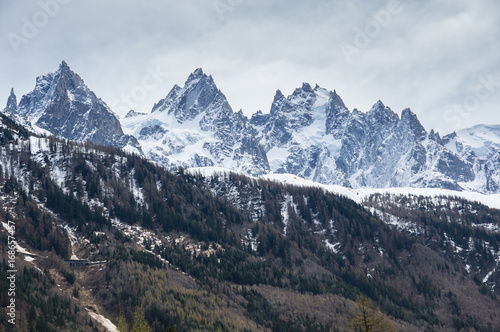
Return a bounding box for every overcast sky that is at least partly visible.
[1,0,499,135]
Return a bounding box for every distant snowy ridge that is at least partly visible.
[187,167,500,211]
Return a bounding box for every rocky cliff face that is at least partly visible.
[321,99,476,190]
[2,61,141,153]
[249,85,488,192]
[250,84,348,185]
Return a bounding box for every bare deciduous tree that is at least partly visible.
[349,295,396,332]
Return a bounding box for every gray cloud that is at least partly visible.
[1,0,499,135]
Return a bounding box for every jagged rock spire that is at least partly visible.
[4,88,17,114]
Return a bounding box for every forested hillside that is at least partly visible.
[0,112,499,331]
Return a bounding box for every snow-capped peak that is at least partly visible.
[121,69,269,176]
[150,68,221,123]
[2,61,141,153]
[186,67,205,83]
[273,89,285,103]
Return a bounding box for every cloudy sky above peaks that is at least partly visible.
[1,0,499,134]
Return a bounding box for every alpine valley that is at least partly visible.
[0,61,499,331]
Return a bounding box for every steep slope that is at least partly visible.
[122,68,268,176]
[2,61,141,154]
[195,168,500,291]
[193,169,500,331]
[452,124,500,193]
[2,111,500,331]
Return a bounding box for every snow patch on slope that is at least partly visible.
[187,167,500,211]
[87,310,117,332]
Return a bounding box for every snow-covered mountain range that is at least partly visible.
[3,62,500,194]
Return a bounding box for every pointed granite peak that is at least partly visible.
[400,108,427,139]
[292,82,314,96]
[152,67,223,122]
[273,89,284,103]
[59,60,69,69]
[58,60,75,77]
[186,68,205,84]
[373,100,385,109]
[331,89,346,109]
[56,61,86,93]
[368,100,390,116]
[367,100,400,126]
[301,82,313,93]
[8,87,16,104]
[429,129,442,142]
[401,108,418,122]
[4,88,17,114]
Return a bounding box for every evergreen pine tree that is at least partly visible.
[132,306,151,332]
